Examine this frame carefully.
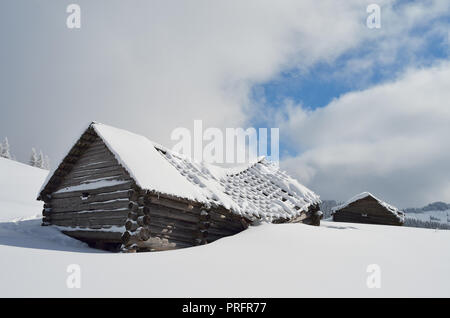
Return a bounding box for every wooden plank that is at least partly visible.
[73,159,120,171]
[50,200,130,213]
[209,215,245,231]
[70,161,124,175]
[81,147,110,158]
[67,170,129,184]
[50,190,130,206]
[145,195,197,213]
[49,209,129,220]
[56,177,130,190]
[145,191,204,209]
[75,153,117,166]
[51,181,135,199]
[62,230,123,243]
[147,203,199,224]
[52,216,127,227]
[83,141,108,151]
[68,164,125,177]
[60,166,130,184]
[149,215,199,231]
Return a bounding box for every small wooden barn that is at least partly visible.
[38,122,321,252]
[331,192,405,226]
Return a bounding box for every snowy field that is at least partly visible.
[0,158,48,221]
[0,157,449,297]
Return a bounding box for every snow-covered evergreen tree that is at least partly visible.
[44,155,51,170]
[29,148,38,167]
[29,148,50,169]
[1,137,11,159]
[37,150,45,168]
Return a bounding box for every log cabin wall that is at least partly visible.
[333,196,403,226]
[122,193,249,252]
[40,127,249,252]
[41,131,136,250]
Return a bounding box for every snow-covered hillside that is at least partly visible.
[0,157,449,297]
[0,157,48,221]
[406,210,450,224]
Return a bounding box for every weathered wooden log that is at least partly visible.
[50,216,127,227]
[48,208,129,219]
[73,159,119,171]
[69,169,128,182]
[199,221,210,230]
[121,231,132,244]
[207,216,246,232]
[81,143,106,152]
[58,174,130,189]
[74,151,114,162]
[135,235,193,250]
[125,220,139,232]
[140,206,150,216]
[121,227,150,245]
[151,233,195,246]
[137,196,145,206]
[127,211,138,221]
[199,212,211,221]
[128,201,139,212]
[41,216,51,226]
[49,200,130,214]
[145,194,196,212]
[147,203,199,223]
[147,224,195,242]
[139,227,150,241]
[62,230,123,243]
[137,215,150,226]
[69,165,126,178]
[149,215,198,231]
[51,181,134,199]
[128,189,138,201]
[49,191,130,207]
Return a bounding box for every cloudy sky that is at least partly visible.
[0,0,449,207]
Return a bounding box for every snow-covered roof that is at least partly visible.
[93,124,211,203]
[40,122,321,222]
[157,146,320,222]
[331,192,404,220]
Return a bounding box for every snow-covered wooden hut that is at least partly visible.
[38,122,321,252]
[331,192,405,226]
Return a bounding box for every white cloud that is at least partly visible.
[1,0,449,208]
[0,0,377,160]
[277,62,450,207]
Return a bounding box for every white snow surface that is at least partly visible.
[0,157,48,221]
[1,217,450,297]
[1,157,450,297]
